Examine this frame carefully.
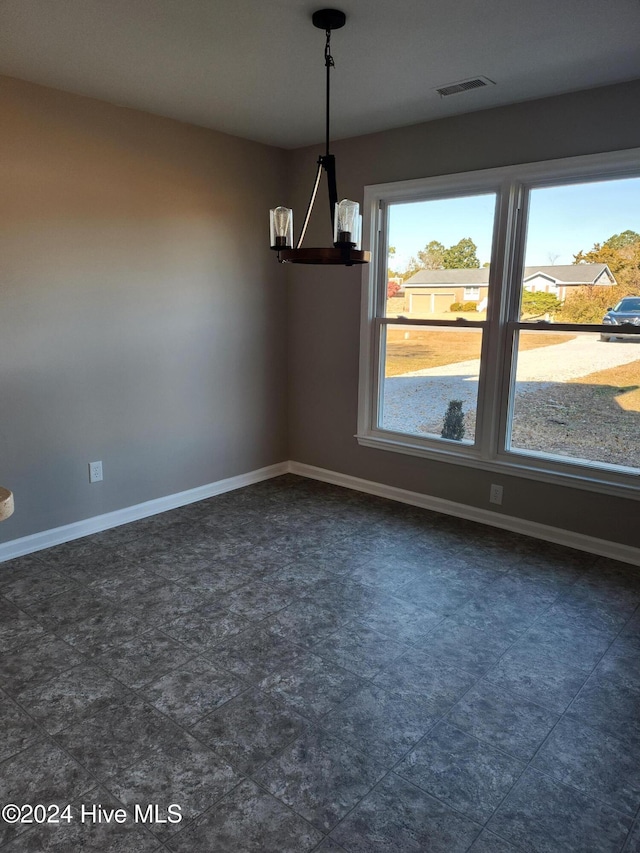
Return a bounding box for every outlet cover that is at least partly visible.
[89,461,103,483]
[489,484,503,505]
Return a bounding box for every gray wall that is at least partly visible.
[287,80,640,548]
[0,76,288,541]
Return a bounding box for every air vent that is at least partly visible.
[436,76,495,97]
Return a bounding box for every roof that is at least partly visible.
[405,263,614,287]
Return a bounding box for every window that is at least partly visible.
[358,149,640,496]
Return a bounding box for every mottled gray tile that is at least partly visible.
[345,555,424,593]
[0,554,48,586]
[568,671,640,745]
[447,680,559,760]
[593,635,640,688]
[485,644,588,713]
[314,840,348,853]
[356,595,442,645]
[254,727,386,832]
[539,594,632,640]
[22,587,107,630]
[204,628,306,682]
[0,570,75,609]
[311,623,410,679]
[0,694,42,762]
[219,579,293,621]
[16,664,130,734]
[0,740,94,846]
[57,603,155,655]
[191,686,306,774]
[123,581,212,622]
[90,568,164,606]
[373,647,477,714]
[106,737,242,840]
[396,721,524,823]
[261,599,351,648]
[331,772,481,853]
[468,830,523,852]
[55,697,170,780]
[395,573,479,616]
[320,683,437,766]
[420,620,513,675]
[0,608,46,653]
[624,819,640,853]
[92,628,194,689]
[174,565,251,595]
[165,777,323,853]
[0,634,84,694]
[507,621,612,674]
[488,768,631,853]
[161,604,251,652]
[143,656,246,725]
[532,715,640,815]
[259,652,365,723]
[450,581,549,642]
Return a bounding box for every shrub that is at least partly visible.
[450,301,478,312]
[441,400,465,441]
[557,284,633,324]
[387,280,401,299]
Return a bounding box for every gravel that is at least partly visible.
[382,336,640,467]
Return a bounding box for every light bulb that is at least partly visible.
[270,207,293,249]
[334,199,360,245]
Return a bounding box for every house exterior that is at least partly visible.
[402,263,616,314]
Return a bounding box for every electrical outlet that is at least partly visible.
[489,483,503,505]
[89,461,103,483]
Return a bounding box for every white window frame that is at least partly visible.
[463,286,481,300]
[357,148,640,500]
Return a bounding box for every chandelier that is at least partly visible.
[269,9,370,266]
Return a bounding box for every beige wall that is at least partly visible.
[287,80,640,548]
[0,76,288,541]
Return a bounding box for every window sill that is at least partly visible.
[356,432,640,501]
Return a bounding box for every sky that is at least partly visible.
[388,176,640,273]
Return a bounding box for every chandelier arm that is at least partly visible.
[323,154,338,235]
[296,158,324,249]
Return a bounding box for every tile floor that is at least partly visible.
[1,474,639,852]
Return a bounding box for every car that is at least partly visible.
[600,296,640,341]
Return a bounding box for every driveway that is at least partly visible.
[382,334,640,436]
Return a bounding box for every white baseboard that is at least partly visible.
[0,462,289,563]
[3,458,638,568]
[289,461,640,567]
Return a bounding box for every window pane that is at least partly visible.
[385,194,496,318]
[509,329,640,473]
[520,177,640,323]
[380,324,482,443]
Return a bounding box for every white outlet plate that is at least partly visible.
[89,461,103,483]
[489,483,503,505]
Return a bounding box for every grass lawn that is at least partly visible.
[569,357,640,412]
[385,329,575,376]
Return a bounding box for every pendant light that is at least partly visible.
[269,9,370,266]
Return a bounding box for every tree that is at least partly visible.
[403,237,481,278]
[417,240,446,270]
[442,237,480,269]
[521,290,562,318]
[566,229,640,321]
[574,230,640,282]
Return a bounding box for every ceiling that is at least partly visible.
[1,0,640,149]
